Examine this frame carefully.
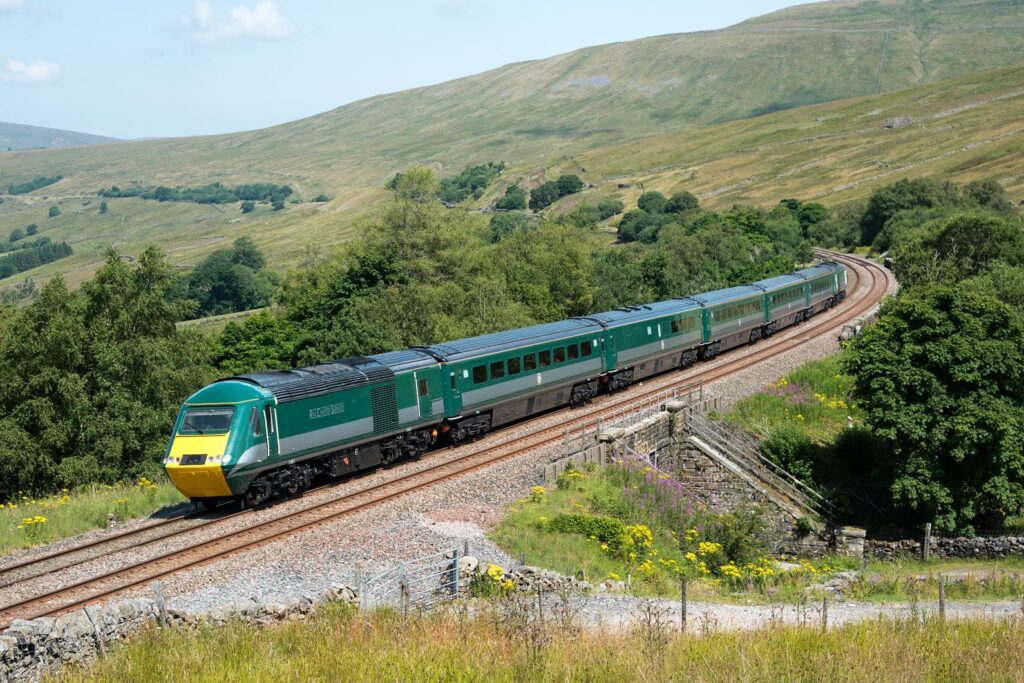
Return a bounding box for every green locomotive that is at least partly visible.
[165,262,846,508]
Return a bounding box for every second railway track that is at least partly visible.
[0,250,893,629]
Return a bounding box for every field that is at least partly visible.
[50,605,1024,683]
[2,0,1024,291]
[0,479,184,555]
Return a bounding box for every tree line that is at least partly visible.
[7,175,62,195]
[100,182,293,209]
[0,239,72,279]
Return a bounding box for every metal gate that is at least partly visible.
[360,548,462,611]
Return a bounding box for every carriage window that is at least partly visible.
[490,361,505,380]
[581,342,592,357]
[646,326,652,335]
[568,344,578,360]
[473,365,487,384]
[524,353,537,371]
[450,373,456,389]
[508,357,521,374]
[418,379,429,397]
[554,347,565,364]
[670,319,679,334]
[539,350,551,367]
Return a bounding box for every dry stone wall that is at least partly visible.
[869,536,1024,561]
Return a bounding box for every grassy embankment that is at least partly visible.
[52,605,1024,683]
[0,478,184,555]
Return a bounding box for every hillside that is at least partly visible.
[0,122,119,152]
[1,0,1023,288]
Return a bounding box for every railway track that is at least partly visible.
[0,251,892,629]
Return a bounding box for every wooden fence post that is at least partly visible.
[938,575,946,622]
[821,596,829,632]
[680,577,688,632]
[151,580,167,627]
[923,523,932,562]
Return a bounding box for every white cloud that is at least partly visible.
[187,0,296,43]
[0,0,25,12]
[0,59,60,84]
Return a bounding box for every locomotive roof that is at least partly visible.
[688,284,763,306]
[369,348,439,373]
[420,318,604,362]
[231,356,395,403]
[584,298,701,325]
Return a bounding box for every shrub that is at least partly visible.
[99,201,108,214]
[597,197,625,219]
[637,191,667,214]
[495,185,527,211]
[240,200,256,214]
[529,181,560,211]
[665,191,699,214]
[313,194,330,203]
[556,174,584,197]
[25,224,38,236]
[9,228,24,243]
[48,206,60,218]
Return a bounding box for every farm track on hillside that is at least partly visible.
[0,251,892,629]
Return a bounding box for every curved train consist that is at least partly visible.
[165,262,847,507]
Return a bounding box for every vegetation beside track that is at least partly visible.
[0,478,183,555]
[51,604,1024,683]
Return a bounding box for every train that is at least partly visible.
[164,261,847,508]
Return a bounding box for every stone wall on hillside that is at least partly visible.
[868,536,1024,561]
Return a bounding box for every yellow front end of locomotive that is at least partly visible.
[164,433,233,498]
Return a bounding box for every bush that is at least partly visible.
[637,191,667,214]
[99,201,108,215]
[556,174,584,197]
[597,198,625,219]
[9,228,24,243]
[495,185,527,211]
[25,224,38,236]
[271,198,285,211]
[48,206,60,218]
[312,194,330,203]
[8,175,62,195]
[665,191,699,214]
[489,211,531,242]
[240,200,256,214]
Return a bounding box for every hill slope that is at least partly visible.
[1,0,1023,287]
[0,122,119,152]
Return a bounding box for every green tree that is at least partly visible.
[528,181,560,211]
[9,228,24,243]
[313,194,330,203]
[843,287,1024,532]
[637,191,667,214]
[665,191,699,214]
[99,201,108,215]
[597,197,624,220]
[240,200,256,213]
[271,198,285,211]
[48,206,60,218]
[555,174,584,197]
[495,185,527,211]
[489,211,531,242]
[24,224,38,237]
[859,178,957,247]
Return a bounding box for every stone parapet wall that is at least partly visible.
[868,536,1024,561]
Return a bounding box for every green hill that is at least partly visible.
[0,122,119,152]
[1,0,1023,288]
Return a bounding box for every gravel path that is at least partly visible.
[4,257,899,622]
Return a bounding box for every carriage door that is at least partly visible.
[448,368,464,415]
[263,405,279,458]
[414,372,432,419]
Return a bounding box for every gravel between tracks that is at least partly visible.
[4,257,901,623]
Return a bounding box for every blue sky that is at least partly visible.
[0,0,797,139]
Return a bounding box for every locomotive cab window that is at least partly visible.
[249,407,262,437]
[418,378,429,397]
[539,350,551,367]
[524,353,537,371]
[473,365,487,384]
[180,407,234,435]
[508,357,521,374]
[490,361,505,380]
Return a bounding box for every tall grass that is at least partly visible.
[52,605,1024,683]
[0,479,185,555]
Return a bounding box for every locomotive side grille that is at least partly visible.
[370,383,399,435]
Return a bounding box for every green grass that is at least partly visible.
[0,478,185,555]
[50,605,1024,683]
[3,1,1024,291]
[849,558,1024,603]
[721,355,862,444]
